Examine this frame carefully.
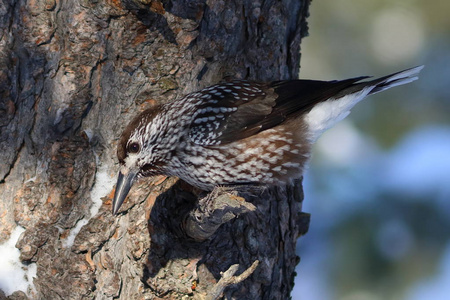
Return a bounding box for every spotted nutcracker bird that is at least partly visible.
[112,66,423,214]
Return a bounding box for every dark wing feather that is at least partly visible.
[189,77,369,146]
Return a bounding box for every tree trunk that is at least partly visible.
[0,0,311,299]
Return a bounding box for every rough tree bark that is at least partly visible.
[0,0,311,299]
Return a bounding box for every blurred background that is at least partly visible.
[293,0,450,299]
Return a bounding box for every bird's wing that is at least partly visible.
[188,78,368,146]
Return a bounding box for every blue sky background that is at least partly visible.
[293,0,450,299]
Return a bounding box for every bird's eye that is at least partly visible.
[127,142,140,154]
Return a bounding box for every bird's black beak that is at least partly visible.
[112,170,137,215]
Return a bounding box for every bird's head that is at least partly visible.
[113,106,167,214]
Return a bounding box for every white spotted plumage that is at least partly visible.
[112,66,423,213]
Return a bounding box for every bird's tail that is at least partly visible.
[368,65,424,95]
[304,65,424,142]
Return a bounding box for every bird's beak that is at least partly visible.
[112,169,137,215]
